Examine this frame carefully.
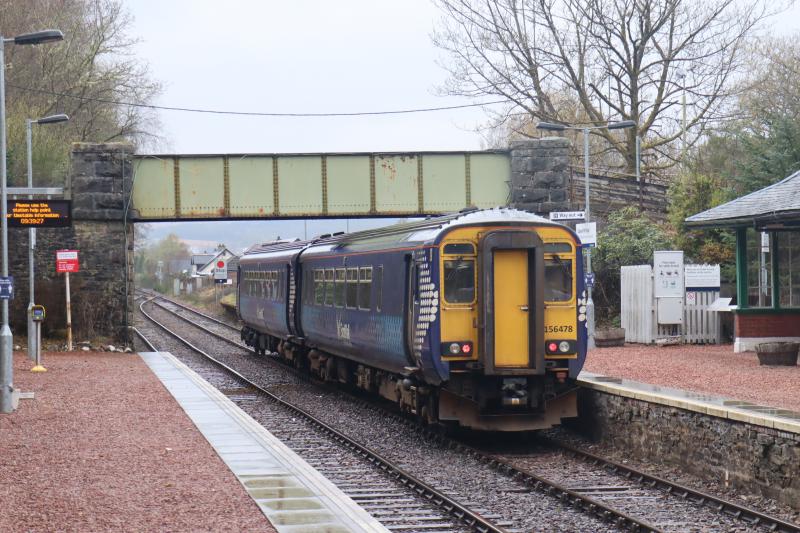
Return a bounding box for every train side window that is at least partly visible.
[334,268,346,307]
[314,270,324,305]
[444,259,475,304]
[346,268,358,308]
[324,269,335,306]
[544,258,573,301]
[358,267,372,310]
[375,265,383,312]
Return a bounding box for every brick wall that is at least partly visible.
[734,312,800,338]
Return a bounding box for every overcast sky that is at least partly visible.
[127,0,496,155]
[126,0,800,249]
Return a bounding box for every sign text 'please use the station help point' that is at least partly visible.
[7,200,72,228]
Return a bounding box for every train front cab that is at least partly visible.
[437,224,581,431]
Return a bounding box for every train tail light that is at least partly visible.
[545,340,576,355]
[442,341,473,356]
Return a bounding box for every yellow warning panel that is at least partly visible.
[494,250,529,367]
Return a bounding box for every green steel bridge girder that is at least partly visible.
[129,151,512,221]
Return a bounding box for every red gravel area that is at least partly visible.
[583,344,800,412]
[0,351,275,533]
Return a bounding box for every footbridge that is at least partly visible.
[129,151,514,220]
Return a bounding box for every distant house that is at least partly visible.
[196,247,238,282]
[190,254,215,275]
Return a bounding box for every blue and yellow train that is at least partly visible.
[238,208,587,431]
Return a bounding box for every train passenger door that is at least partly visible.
[479,230,545,375]
[493,250,529,367]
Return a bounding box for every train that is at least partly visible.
[238,208,587,431]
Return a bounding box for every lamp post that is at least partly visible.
[26,113,69,362]
[536,120,636,349]
[1,29,64,414]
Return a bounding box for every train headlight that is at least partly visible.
[558,341,570,353]
[449,342,461,355]
[547,342,558,352]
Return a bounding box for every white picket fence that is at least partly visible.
[620,265,721,344]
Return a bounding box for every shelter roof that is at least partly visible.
[685,171,800,228]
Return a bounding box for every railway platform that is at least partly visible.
[0,350,387,533]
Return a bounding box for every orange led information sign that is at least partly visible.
[7,200,72,228]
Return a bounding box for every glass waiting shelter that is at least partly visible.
[686,171,800,352]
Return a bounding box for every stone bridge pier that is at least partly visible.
[9,143,134,345]
[7,139,571,344]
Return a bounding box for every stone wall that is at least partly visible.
[508,138,571,213]
[8,143,134,343]
[574,390,800,509]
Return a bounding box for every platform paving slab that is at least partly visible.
[140,351,390,533]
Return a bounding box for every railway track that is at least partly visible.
[136,294,507,533]
[136,290,800,533]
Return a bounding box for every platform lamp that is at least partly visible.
[536,119,636,350]
[26,113,69,363]
[1,29,64,414]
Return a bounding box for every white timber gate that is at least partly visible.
[620,265,721,344]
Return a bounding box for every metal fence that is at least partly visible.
[620,265,721,344]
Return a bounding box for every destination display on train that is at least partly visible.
[6,200,72,228]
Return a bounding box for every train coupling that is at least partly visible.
[501,377,529,407]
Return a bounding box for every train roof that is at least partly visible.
[239,208,566,264]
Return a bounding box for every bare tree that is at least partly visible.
[433,0,781,176]
[0,0,162,185]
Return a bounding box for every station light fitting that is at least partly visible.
[36,113,69,125]
[11,30,64,46]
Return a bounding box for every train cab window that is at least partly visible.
[444,243,476,255]
[543,243,573,254]
[358,267,372,310]
[334,268,346,307]
[314,270,324,305]
[544,257,573,301]
[324,269,335,306]
[346,268,358,308]
[444,259,475,304]
[375,265,383,312]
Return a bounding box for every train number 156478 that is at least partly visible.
[545,325,574,333]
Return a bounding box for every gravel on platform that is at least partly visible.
[583,343,800,412]
[0,351,274,533]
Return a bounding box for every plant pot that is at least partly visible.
[755,342,799,366]
[594,327,626,347]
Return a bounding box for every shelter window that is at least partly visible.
[346,268,358,308]
[747,229,773,307]
[779,231,800,307]
[334,268,346,307]
[314,270,324,305]
[324,269,335,306]
[444,259,475,304]
[544,258,573,302]
[375,265,383,312]
[358,267,372,310]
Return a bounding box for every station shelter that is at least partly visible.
[685,171,800,352]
